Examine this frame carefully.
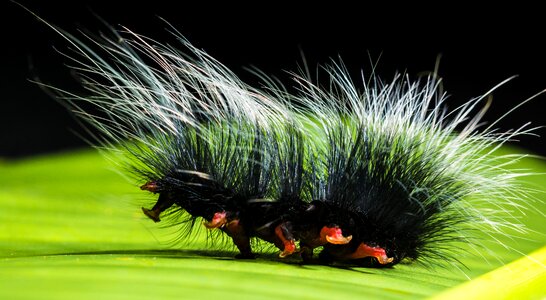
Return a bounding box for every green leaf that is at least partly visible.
[1,147,545,300]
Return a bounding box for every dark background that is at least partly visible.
[1,1,544,158]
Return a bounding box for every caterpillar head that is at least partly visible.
[140,175,236,226]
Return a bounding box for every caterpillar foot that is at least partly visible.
[142,207,161,223]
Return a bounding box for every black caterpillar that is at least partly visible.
[28,10,536,268]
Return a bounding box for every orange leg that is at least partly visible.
[344,243,394,265]
[274,223,296,258]
[298,226,352,262]
[203,212,228,229]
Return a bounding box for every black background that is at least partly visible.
[1,1,544,158]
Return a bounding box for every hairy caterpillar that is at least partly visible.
[25,8,539,268]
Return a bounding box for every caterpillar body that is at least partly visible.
[31,13,537,268]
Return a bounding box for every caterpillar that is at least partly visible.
[26,8,538,268]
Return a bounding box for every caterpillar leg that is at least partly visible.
[345,243,394,265]
[202,212,253,258]
[203,212,228,229]
[322,242,394,266]
[319,226,352,245]
[274,222,296,258]
[300,243,315,263]
[299,226,352,263]
[223,219,255,259]
[141,193,175,223]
